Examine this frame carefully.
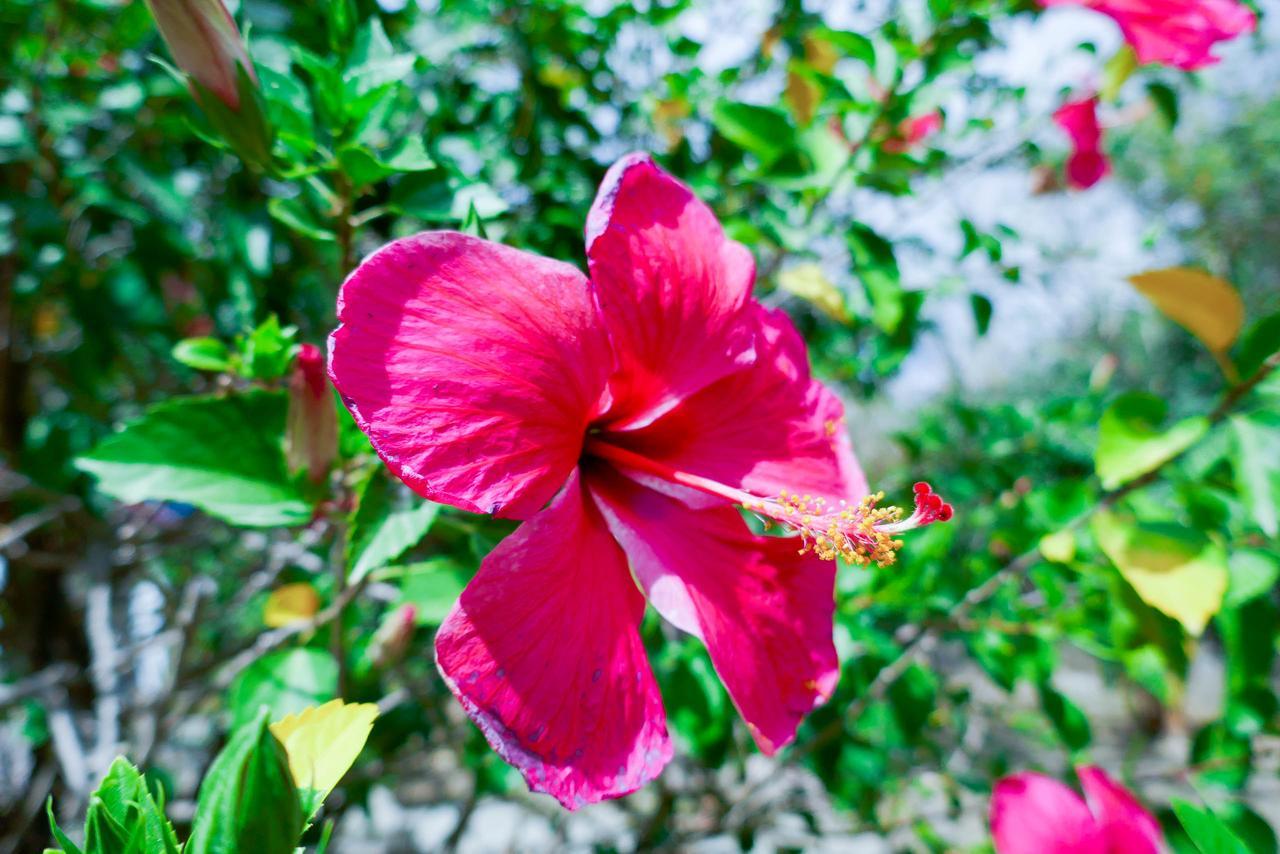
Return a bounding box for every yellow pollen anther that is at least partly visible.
[751,489,906,567]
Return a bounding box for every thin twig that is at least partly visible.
[0,663,77,708]
[738,348,1280,808]
[0,496,79,550]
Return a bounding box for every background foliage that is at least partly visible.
[2,0,1277,850]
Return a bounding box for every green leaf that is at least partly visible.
[1093,511,1228,636]
[347,469,440,584]
[808,28,875,66]
[388,174,507,223]
[337,137,435,187]
[75,391,310,528]
[710,101,796,165]
[847,223,903,333]
[1172,799,1250,854]
[228,648,338,732]
[1094,393,1208,490]
[459,200,486,238]
[172,338,233,372]
[187,710,304,854]
[268,197,336,242]
[1037,682,1091,751]
[1230,412,1280,537]
[393,558,471,624]
[269,700,379,818]
[324,0,356,52]
[82,758,180,854]
[240,315,298,381]
[1234,312,1280,377]
[1190,722,1251,790]
[970,293,993,336]
[47,798,84,854]
[1225,548,1280,608]
[343,19,416,105]
[1147,81,1180,129]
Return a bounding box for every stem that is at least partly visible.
[334,173,356,277]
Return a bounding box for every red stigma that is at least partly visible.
[911,482,953,525]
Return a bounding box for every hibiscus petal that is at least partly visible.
[990,772,1107,854]
[586,152,757,428]
[603,305,866,508]
[329,232,613,519]
[1041,0,1255,71]
[590,469,838,754]
[435,471,671,809]
[1077,766,1164,854]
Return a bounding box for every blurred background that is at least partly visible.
[2,0,1278,850]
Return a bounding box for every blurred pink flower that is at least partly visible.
[329,152,950,809]
[883,111,944,153]
[991,766,1165,853]
[1041,0,1255,70]
[144,0,257,110]
[286,343,337,485]
[1054,96,1111,190]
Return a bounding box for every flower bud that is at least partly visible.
[286,344,338,485]
[143,0,274,169]
[144,0,255,109]
[370,604,418,668]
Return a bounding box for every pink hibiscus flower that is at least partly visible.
[328,153,950,809]
[991,766,1166,853]
[883,111,944,154]
[1053,96,1111,190]
[1041,0,1255,71]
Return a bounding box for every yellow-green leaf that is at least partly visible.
[802,31,839,74]
[1100,45,1138,102]
[1039,530,1076,564]
[778,263,848,321]
[270,699,378,816]
[1128,267,1245,353]
[263,583,320,628]
[1095,393,1207,490]
[1093,511,1228,636]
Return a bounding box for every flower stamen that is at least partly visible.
[583,440,952,567]
[745,482,953,567]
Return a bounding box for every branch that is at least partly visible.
[755,347,1280,793]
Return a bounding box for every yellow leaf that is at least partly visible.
[1093,511,1227,636]
[1100,45,1138,103]
[1039,530,1076,564]
[785,66,822,127]
[263,582,320,628]
[778,263,848,321]
[1128,267,1245,353]
[270,699,378,809]
[803,32,839,75]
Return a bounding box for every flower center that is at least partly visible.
[584,440,952,567]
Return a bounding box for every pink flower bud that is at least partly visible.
[286,344,338,485]
[143,0,257,111]
[370,604,418,668]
